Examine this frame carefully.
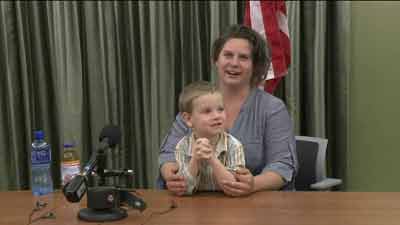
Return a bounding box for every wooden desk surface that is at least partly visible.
[1,190,400,225]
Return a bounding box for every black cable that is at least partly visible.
[26,194,176,225]
[26,200,57,225]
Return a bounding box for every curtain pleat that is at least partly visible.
[0,1,239,190]
[283,1,350,188]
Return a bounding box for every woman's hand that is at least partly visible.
[221,168,255,197]
[161,162,186,196]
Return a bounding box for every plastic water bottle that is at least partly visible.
[61,143,81,186]
[31,130,53,196]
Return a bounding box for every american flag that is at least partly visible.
[243,0,291,94]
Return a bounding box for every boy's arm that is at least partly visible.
[209,156,236,185]
[187,157,200,179]
[175,141,200,195]
[209,140,246,188]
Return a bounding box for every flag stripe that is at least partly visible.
[247,1,275,81]
[249,1,266,39]
[243,0,290,94]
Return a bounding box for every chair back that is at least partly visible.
[295,136,328,191]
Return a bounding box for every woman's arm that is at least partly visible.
[160,162,186,195]
[159,114,189,165]
[259,99,298,190]
[253,170,285,191]
[220,168,284,196]
[220,97,298,196]
[158,114,190,194]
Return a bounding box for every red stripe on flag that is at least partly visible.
[261,2,285,77]
[244,1,251,26]
[243,0,290,94]
[276,1,291,75]
[265,77,282,94]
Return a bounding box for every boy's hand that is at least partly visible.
[192,138,213,161]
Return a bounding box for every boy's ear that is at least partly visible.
[181,112,193,128]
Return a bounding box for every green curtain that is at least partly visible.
[0,1,351,191]
[0,1,240,191]
[236,1,351,188]
[282,1,351,188]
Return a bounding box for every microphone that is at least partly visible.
[81,125,122,176]
[98,125,121,150]
[63,125,122,203]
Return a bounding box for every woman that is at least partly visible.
[158,24,298,196]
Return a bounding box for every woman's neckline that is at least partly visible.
[225,88,256,132]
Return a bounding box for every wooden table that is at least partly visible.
[1,190,400,225]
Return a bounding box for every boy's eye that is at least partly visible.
[202,108,212,114]
[217,106,224,112]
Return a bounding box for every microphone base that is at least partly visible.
[78,207,127,222]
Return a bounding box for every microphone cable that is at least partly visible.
[26,193,177,225]
[26,197,60,225]
[139,198,178,225]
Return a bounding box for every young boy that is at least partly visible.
[175,81,245,195]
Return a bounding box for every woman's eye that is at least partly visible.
[239,54,250,60]
[223,52,233,58]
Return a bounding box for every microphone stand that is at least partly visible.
[63,125,145,222]
[95,149,106,186]
[78,149,143,222]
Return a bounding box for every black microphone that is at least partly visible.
[81,125,122,175]
[98,125,121,149]
[63,125,121,203]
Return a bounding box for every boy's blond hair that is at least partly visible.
[178,81,220,113]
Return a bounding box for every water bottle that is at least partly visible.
[61,142,81,186]
[31,130,53,196]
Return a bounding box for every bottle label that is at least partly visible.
[31,148,51,165]
[61,161,80,185]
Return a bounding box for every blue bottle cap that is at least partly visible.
[34,130,45,140]
[63,143,75,148]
